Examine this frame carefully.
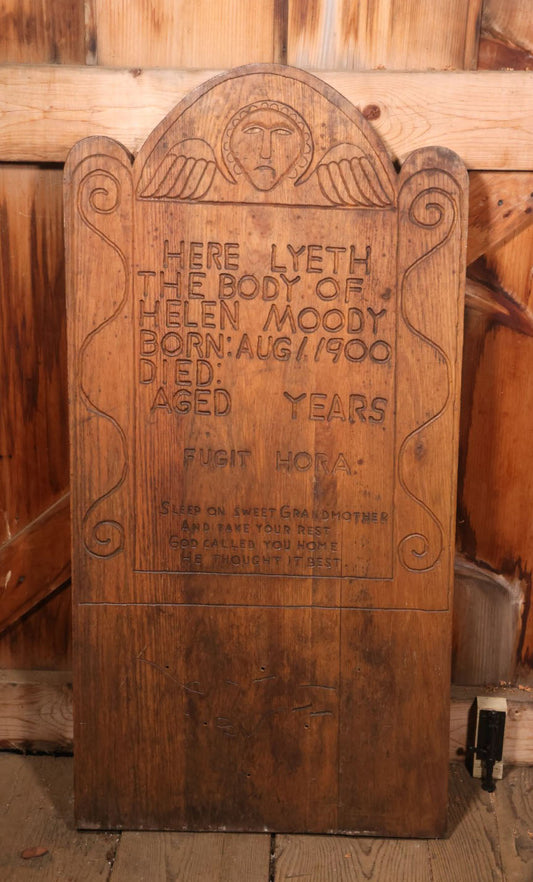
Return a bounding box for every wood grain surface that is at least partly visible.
[0,0,78,673]
[0,164,70,654]
[275,832,431,880]
[0,0,85,64]
[481,0,533,54]
[274,764,519,880]
[2,754,532,881]
[0,494,70,634]
[459,221,533,683]
[0,587,72,670]
[1,66,532,168]
[427,763,504,881]
[288,0,482,70]
[0,669,73,752]
[112,832,271,881]
[467,171,533,266]
[0,0,531,709]
[478,0,533,71]
[90,0,283,68]
[3,671,533,765]
[66,64,467,834]
[494,765,533,882]
[460,327,533,565]
[0,754,119,881]
[0,164,70,658]
[0,165,69,544]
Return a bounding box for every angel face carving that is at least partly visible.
[230,109,300,190]
[138,94,394,207]
[223,102,313,191]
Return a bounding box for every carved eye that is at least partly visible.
[272,127,293,136]
[243,125,265,135]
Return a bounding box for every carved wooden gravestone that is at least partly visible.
[65,65,467,836]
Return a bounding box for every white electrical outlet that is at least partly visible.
[472,696,507,781]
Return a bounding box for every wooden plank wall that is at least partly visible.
[0,0,532,689]
[87,0,285,67]
[0,0,81,670]
[287,0,483,70]
[457,0,533,685]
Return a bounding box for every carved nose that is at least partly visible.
[260,130,272,160]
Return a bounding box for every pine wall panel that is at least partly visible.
[287,0,482,70]
[88,0,285,67]
[0,0,85,664]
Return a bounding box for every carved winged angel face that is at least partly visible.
[223,101,312,192]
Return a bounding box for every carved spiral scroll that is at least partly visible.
[397,177,458,573]
[408,190,451,230]
[75,161,130,559]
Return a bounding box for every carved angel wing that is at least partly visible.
[138,138,218,200]
[315,144,394,207]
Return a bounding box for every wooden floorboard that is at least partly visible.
[0,754,532,881]
[0,754,119,881]
[112,832,272,881]
[494,766,533,882]
[428,763,504,881]
[274,834,431,880]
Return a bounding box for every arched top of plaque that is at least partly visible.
[135,64,396,208]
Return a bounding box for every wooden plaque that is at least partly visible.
[65,64,467,836]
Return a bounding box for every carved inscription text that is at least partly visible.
[134,200,396,579]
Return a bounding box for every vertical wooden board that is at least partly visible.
[0,0,86,63]
[0,670,73,752]
[467,171,533,266]
[64,136,134,597]
[75,603,340,832]
[0,0,80,670]
[112,832,271,881]
[459,224,533,682]
[460,324,533,570]
[66,65,467,834]
[479,0,533,69]
[480,222,533,311]
[459,323,533,680]
[0,494,70,634]
[338,610,452,836]
[92,0,283,67]
[287,0,482,70]
[0,587,72,670]
[0,165,69,544]
[481,0,533,54]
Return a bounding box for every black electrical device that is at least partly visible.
[467,707,506,793]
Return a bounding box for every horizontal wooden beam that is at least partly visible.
[0,494,71,635]
[1,671,531,763]
[0,65,532,168]
[0,670,72,752]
